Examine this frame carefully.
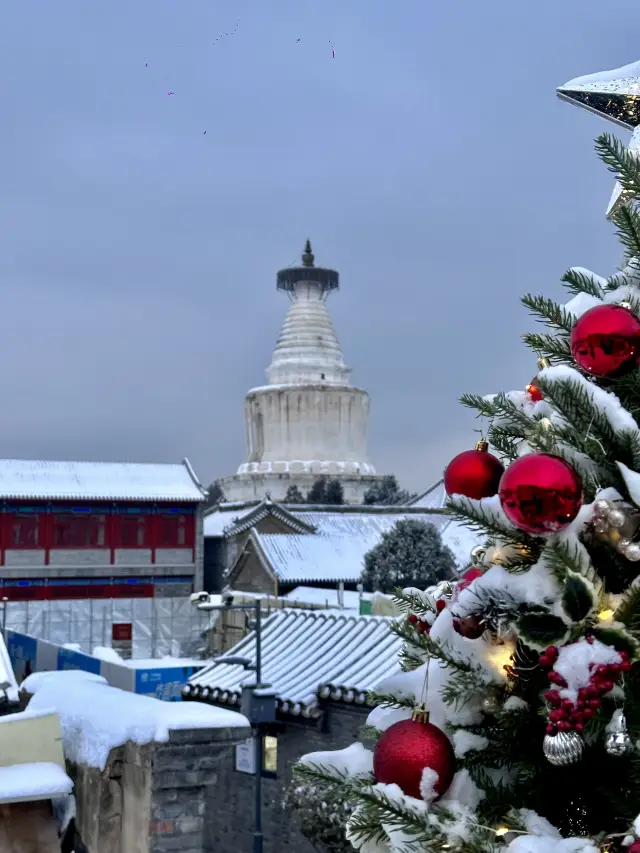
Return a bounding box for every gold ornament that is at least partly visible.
[470,545,488,568]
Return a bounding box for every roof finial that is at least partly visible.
[301,239,314,267]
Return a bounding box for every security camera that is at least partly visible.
[223,593,234,607]
[190,591,210,605]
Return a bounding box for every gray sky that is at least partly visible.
[0,0,637,492]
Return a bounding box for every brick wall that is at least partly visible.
[203,704,369,853]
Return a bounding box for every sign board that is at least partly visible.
[112,623,132,642]
[359,599,372,615]
[134,666,197,702]
[57,646,101,676]
[6,632,37,682]
[235,737,256,774]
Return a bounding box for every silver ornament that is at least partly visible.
[608,508,627,528]
[470,545,487,568]
[543,731,584,766]
[605,710,633,757]
[593,518,609,534]
[623,542,640,562]
[593,499,612,518]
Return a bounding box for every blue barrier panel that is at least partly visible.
[57,647,101,676]
[134,666,198,702]
[6,631,37,682]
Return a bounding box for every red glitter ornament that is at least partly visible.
[526,357,550,402]
[444,440,504,500]
[452,614,485,640]
[499,453,582,534]
[628,842,640,853]
[570,304,640,377]
[373,711,455,800]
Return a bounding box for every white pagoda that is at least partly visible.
[220,241,380,504]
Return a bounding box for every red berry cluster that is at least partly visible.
[407,613,430,634]
[539,645,631,737]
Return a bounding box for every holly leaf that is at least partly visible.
[561,572,595,623]
[592,623,640,659]
[515,612,569,650]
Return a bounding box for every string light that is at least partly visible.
[495,826,510,836]
[598,609,615,622]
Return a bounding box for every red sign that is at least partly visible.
[112,623,133,642]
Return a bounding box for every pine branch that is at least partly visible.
[366,691,416,710]
[359,724,381,744]
[446,495,538,553]
[521,294,576,333]
[486,427,520,460]
[561,267,605,298]
[544,540,601,586]
[596,132,640,197]
[390,620,476,673]
[615,584,640,636]
[521,331,572,362]
[459,392,501,418]
[439,668,488,709]
[611,205,640,261]
[393,587,435,616]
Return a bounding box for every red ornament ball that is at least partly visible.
[373,718,455,800]
[458,567,484,592]
[452,614,486,640]
[628,842,640,853]
[444,443,504,500]
[526,375,544,402]
[499,453,582,535]
[570,304,640,377]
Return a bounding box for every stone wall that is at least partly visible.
[70,724,251,853]
[204,704,369,853]
[220,470,380,504]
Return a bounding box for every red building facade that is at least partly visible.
[0,459,205,601]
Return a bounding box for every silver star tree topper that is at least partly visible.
[557,59,640,218]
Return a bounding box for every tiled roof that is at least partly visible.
[186,609,401,716]
[204,503,257,537]
[409,480,446,509]
[203,499,315,538]
[0,458,204,502]
[253,531,367,583]
[293,508,448,540]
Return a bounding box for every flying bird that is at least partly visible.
[167,91,175,96]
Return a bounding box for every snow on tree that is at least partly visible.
[282,779,354,852]
[364,475,415,506]
[306,477,344,504]
[362,519,456,593]
[325,478,345,505]
[284,484,306,504]
[204,480,225,509]
[292,134,640,852]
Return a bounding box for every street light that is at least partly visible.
[187,596,275,853]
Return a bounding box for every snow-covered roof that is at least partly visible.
[23,669,249,769]
[293,508,448,539]
[187,609,402,716]
[440,519,481,571]
[0,458,205,502]
[204,498,314,538]
[409,479,446,509]
[283,586,374,610]
[253,531,367,583]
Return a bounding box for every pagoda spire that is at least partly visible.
[301,239,314,267]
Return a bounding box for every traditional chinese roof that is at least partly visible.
[185,609,401,717]
[204,498,315,538]
[0,458,205,502]
[408,479,446,509]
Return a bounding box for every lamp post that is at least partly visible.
[191,597,273,853]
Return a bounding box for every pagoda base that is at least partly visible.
[219,471,381,505]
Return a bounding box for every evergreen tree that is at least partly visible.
[362,519,455,592]
[325,478,345,505]
[204,480,225,509]
[293,135,640,851]
[284,484,306,504]
[363,475,415,506]
[306,477,328,504]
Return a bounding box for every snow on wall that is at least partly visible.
[0,762,73,804]
[24,670,249,769]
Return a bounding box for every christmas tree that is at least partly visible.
[293,132,640,852]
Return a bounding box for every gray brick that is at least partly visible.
[151,832,204,851]
[153,769,217,790]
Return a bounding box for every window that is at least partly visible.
[10,515,39,547]
[53,515,106,548]
[263,736,278,776]
[121,516,148,547]
[157,515,188,548]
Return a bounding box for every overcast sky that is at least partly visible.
[0,0,637,492]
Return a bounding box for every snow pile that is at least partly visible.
[22,669,107,693]
[552,638,621,704]
[25,670,250,769]
[299,743,373,779]
[92,646,123,664]
[0,762,72,804]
